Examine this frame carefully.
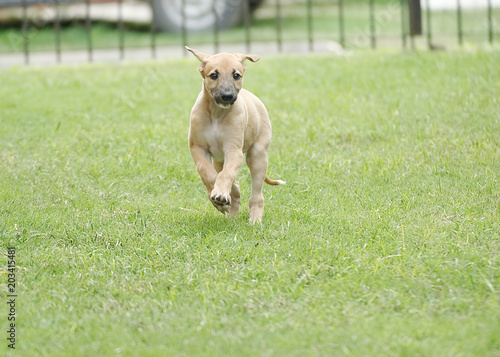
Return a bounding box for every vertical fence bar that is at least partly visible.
[181,0,187,56]
[338,0,345,48]
[369,0,376,49]
[21,0,29,65]
[307,0,313,52]
[243,0,252,53]
[276,0,283,52]
[487,0,493,44]
[425,0,432,49]
[409,0,422,50]
[400,0,407,49]
[457,0,463,46]
[54,0,61,64]
[150,8,157,59]
[85,0,93,62]
[213,0,219,53]
[118,0,125,60]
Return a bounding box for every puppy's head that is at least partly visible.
[186,46,259,109]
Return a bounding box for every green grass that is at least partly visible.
[0,1,499,54]
[1,50,500,356]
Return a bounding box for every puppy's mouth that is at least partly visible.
[216,102,233,109]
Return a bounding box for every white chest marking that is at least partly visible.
[205,123,224,162]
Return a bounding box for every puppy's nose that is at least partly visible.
[221,93,235,103]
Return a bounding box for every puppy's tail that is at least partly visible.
[265,176,286,186]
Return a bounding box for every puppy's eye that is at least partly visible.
[209,73,218,80]
[233,73,241,80]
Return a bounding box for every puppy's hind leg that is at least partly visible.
[229,183,241,217]
[246,145,269,223]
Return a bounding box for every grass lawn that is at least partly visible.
[1,49,500,356]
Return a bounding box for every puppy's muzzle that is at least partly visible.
[215,90,237,108]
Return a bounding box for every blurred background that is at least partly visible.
[0,0,499,67]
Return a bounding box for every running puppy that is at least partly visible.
[186,46,284,223]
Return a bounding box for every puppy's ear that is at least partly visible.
[234,53,260,64]
[185,46,211,74]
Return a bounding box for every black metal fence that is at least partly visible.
[0,0,498,67]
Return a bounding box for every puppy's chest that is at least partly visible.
[203,123,225,162]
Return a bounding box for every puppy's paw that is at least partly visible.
[249,213,263,224]
[212,201,230,215]
[210,190,231,207]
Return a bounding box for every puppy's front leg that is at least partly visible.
[190,146,230,213]
[211,149,244,207]
[190,146,217,190]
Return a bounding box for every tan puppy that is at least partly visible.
[186,46,284,223]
